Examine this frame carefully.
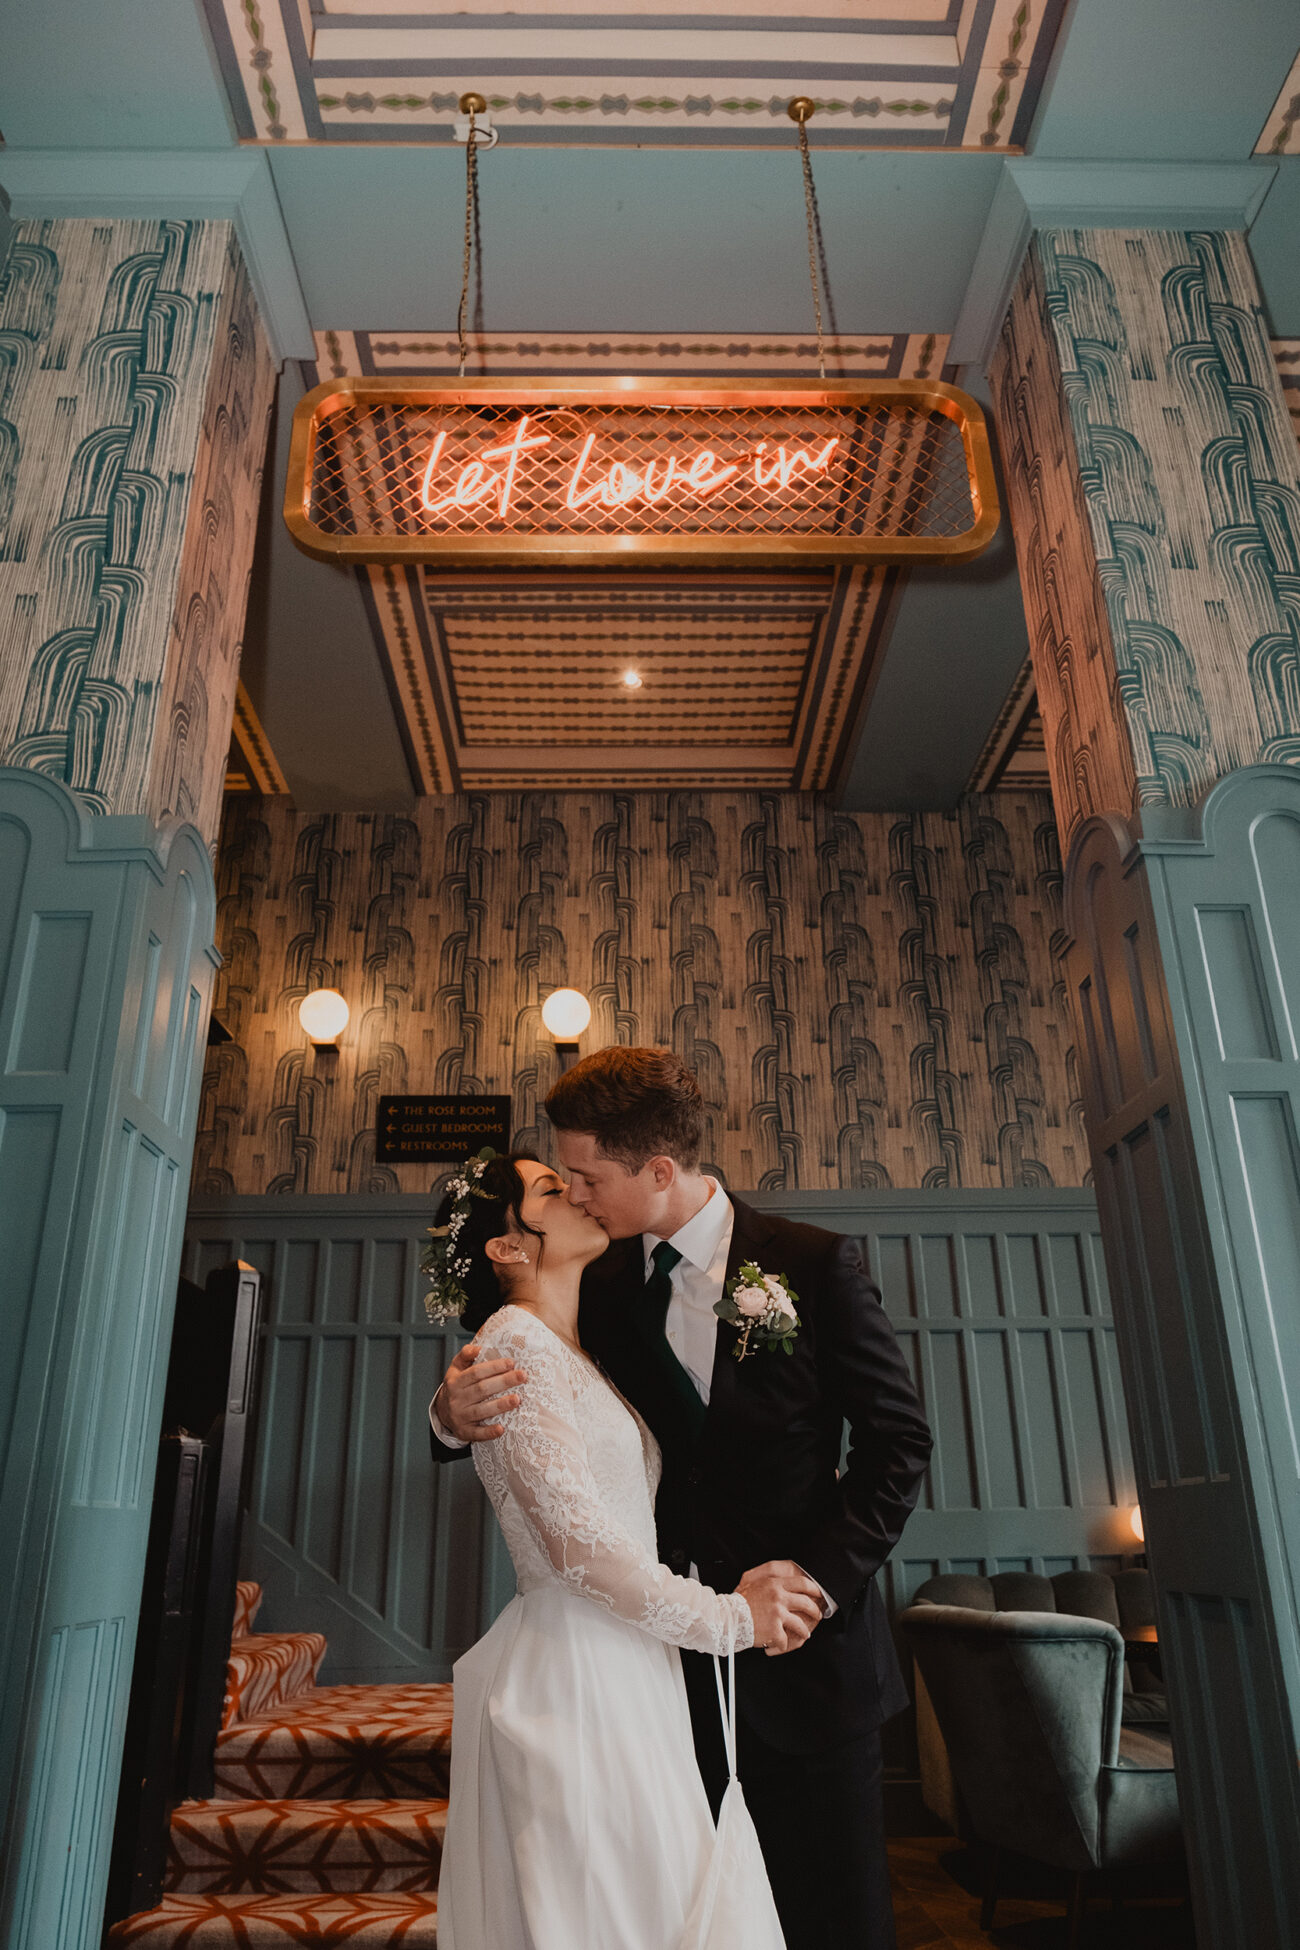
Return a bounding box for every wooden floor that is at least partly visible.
[888,1839,1195,1949]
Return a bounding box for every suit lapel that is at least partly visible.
[707,1195,778,1413]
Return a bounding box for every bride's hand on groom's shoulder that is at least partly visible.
[736,1561,825,1657]
[436,1341,529,1442]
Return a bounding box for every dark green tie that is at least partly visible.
[641,1241,707,1449]
[645,1240,683,1325]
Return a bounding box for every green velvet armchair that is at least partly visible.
[907,1570,1168,1836]
[899,1602,1182,1946]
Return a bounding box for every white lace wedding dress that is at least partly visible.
[436,1303,784,1950]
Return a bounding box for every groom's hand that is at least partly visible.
[435,1342,528,1442]
[737,1561,824,1656]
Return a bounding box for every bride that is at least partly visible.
[427,1151,802,1949]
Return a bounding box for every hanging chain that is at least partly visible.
[795,111,827,382]
[457,104,481,378]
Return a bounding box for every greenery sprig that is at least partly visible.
[421,1147,499,1324]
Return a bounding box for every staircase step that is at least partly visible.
[222,1631,327,1729]
[232,1580,262,1642]
[166,1799,447,1894]
[215,1684,454,1801]
[107,1892,437,1944]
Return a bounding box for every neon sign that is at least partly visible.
[416,412,843,523]
[286,378,999,570]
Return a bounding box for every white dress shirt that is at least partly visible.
[644,1176,734,1404]
[645,1182,833,1616]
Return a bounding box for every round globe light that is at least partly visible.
[541,988,592,1040]
[299,988,350,1044]
[1129,1503,1145,1543]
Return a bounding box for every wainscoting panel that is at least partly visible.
[182,1202,514,1686]
[186,1186,1132,1685]
[742,1190,1136,1617]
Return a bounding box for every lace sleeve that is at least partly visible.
[476,1325,753,1657]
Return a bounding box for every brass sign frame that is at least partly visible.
[284,376,1000,571]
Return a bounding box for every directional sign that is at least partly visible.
[376,1094,512,1164]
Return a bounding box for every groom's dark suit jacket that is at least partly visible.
[430,1196,932,1757]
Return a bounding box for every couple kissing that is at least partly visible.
[426,1046,932,1950]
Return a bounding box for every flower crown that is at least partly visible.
[421,1146,501,1324]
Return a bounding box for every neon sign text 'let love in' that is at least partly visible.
[417,412,840,522]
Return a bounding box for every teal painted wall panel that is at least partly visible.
[185,1184,1133,1684]
[0,769,218,1950]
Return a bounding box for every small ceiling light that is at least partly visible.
[1129,1503,1145,1543]
[541,988,592,1041]
[621,669,643,690]
[299,988,350,1046]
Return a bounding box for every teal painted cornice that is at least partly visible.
[950,158,1279,369]
[0,151,311,362]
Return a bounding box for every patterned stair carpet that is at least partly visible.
[107,1583,449,1947]
[223,1633,329,1727]
[222,1578,328,1730]
[214,1683,454,1801]
[232,1582,263,1639]
[167,1799,447,1894]
[106,1894,439,1945]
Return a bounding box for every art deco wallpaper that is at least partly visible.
[992,228,1300,845]
[195,788,1087,1194]
[0,217,274,843]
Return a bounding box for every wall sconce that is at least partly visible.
[1129,1503,1145,1544]
[299,989,349,1075]
[541,988,591,1070]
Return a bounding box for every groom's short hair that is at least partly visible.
[545,1047,704,1172]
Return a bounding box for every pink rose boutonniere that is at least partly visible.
[715,1261,801,1361]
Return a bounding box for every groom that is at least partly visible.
[429,1048,932,1949]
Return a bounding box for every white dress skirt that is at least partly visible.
[436,1305,785,1950]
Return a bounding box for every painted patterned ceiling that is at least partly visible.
[203,0,1068,148]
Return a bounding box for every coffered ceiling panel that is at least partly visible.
[362,553,899,790]
[202,0,1068,147]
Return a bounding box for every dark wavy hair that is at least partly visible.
[431,1151,543,1335]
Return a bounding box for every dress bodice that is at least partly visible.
[472,1305,753,1657]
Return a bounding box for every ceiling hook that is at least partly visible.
[786,97,817,124]
[454,90,499,146]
